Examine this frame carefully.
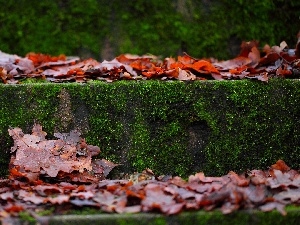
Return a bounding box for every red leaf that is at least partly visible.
[276,64,292,76]
[4,204,24,213]
[259,52,280,66]
[239,41,259,58]
[271,160,290,172]
[26,52,67,67]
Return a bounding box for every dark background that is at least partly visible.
[0,0,299,60]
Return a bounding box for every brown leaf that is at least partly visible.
[0,67,8,83]
[92,159,119,177]
[267,169,293,189]
[259,202,287,216]
[8,124,111,183]
[247,169,267,185]
[245,185,266,204]
[257,72,269,82]
[18,189,45,204]
[177,68,196,81]
[0,192,14,201]
[70,198,100,207]
[34,184,63,196]
[93,190,127,213]
[141,183,176,212]
[274,188,300,203]
[213,57,252,70]
[71,191,94,199]
[248,46,260,68]
[239,41,259,58]
[228,171,249,187]
[276,64,292,76]
[221,201,240,214]
[199,190,230,207]
[46,194,70,204]
[259,52,280,66]
[271,159,290,172]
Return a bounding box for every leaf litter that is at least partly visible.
[0,33,300,84]
[1,34,300,222]
[0,124,299,223]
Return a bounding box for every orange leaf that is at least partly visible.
[177,55,195,65]
[142,71,156,78]
[130,59,153,71]
[248,46,260,67]
[191,60,220,74]
[229,65,248,75]
[165,68,178,78]
[169,62,185,69]
[271,160,290,172]
[9,167,24,178]
[276,64,292,76]
[4,204,24,213]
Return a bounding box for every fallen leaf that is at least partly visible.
[8,124,114,183]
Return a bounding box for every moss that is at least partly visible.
[65,207,103,215]
[0,83,62,174]
[175,208,300,225]
[37,207,56,216]
[192,79,300,175]
[124,81,195,175]
[19,77,50,84]
[1,1,299,59]
[1,80,300,177]
[18,211,36,224]
[47,207,300,225]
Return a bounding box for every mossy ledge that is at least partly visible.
[0,79,299,177]
[47,208,300,225]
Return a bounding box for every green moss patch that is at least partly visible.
[47,208,300,225]
[0,79,300,177]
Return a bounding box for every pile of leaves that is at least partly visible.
[0,124,299,223]
[7,124,118,183]
[0,34,300,84]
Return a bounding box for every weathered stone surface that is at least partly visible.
[0,79,300,177]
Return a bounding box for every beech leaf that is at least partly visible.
[8,124,113,182]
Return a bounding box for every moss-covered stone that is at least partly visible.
[0,79,299,177]
[1,1,299,59]
[47,208,300,225]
